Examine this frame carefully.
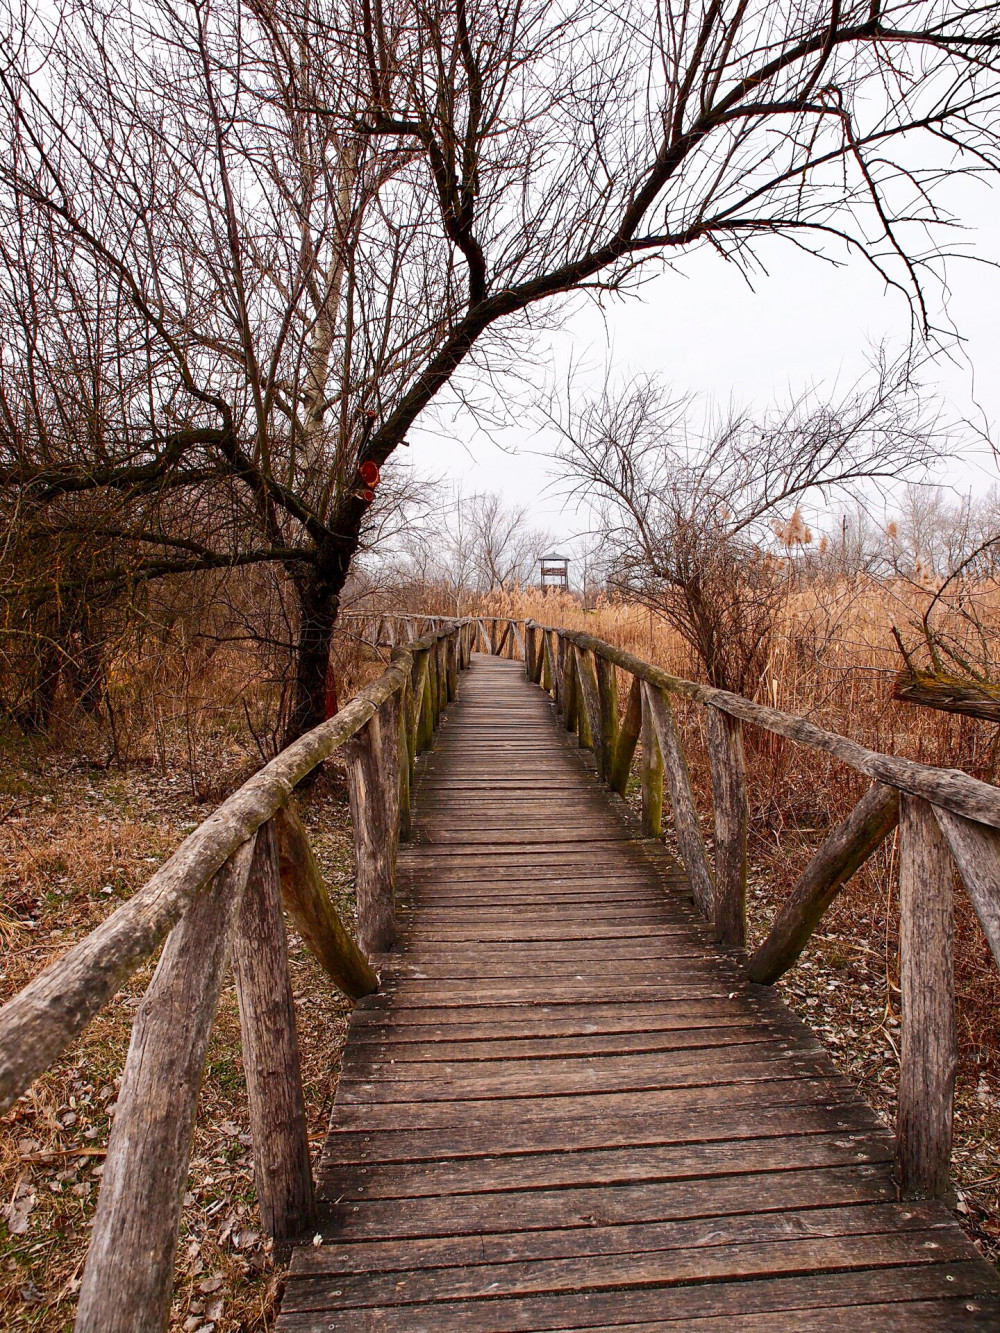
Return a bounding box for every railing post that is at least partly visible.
[398,673,413,840]
[595,654,620,781]
[706,709,749,950]
[232,821,315,1241]
[639,685,663,836]
[428,642,441,727]
[75,840,257,1333]
[445,632,458,699]
[541,631,555,693]
[563,637,578,733]
[642,683,715,919]
[413,648,433,752]
[436,636,449,710]
[574,647,603,767]
[345,694,401,954]
[898,794,956,1200]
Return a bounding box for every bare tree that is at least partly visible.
[550,357,947,694]
[378,487,548,609]
[3,0,1000,735]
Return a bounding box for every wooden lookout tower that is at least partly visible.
[539,551,569,592]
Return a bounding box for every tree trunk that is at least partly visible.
[284,554,352,747]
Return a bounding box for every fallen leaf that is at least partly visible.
[6,1190,36,1235]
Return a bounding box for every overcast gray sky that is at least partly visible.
[405,176,1000,554]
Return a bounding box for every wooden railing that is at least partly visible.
[343,610,524,659]
[0,618,476,1333]
[517,618,1000,1205]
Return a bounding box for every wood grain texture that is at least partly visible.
[933,805,1000,969]
[574,646,602,762]
[76,839,257,1333]
[640,687,664,837]
[274,802,378,999]
[643,682,715,920]
[233,821,315,1239]
[898,795,957,1200]
[345,698,400,955]
[706,708,748,950]
[610,673,642,796]
[747,783,900,984]
[276,655,995,1332]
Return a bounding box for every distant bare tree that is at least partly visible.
[551,358,946,695]
[4,0,1000,734]
[381,488,548,609]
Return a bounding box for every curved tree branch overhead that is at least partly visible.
[1,0,1000,734]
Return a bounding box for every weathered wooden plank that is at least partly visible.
[897,795,957,1200]
[75,840,257,1333]
[305,1164,896,1241]
[289,1199,949,1274]
[232,821,315,1240]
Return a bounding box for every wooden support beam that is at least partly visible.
[526,625,543,683]
[438,637,450,708]
[747,782,899,983]
[640,689,663,836]
[595,655,620,782]
[75,840,256,1333]
[933,806,1000,969]
[427,642,440,726]
[642,683,715,919]
[345,694,401,954]
[574,647,602,761]
[898,794,956,1200]
[610,674,642,796]
[232,822,315,1240]
[562,638,578,733]
[397,673,413,842]
[274,802,379,999]
[414,650,433,753]
[445,633,458,699]
[541,630,556,695]
[706,708,749,951]
[511,621,525,661]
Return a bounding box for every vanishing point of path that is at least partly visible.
[276,654,1000,1331]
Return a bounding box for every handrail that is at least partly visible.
[0,616,476,1332]
[521,616,1000,1206]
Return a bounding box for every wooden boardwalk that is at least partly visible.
[277,654,1000,1331]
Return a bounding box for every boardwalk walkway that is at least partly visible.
[277,655,1000,1331]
